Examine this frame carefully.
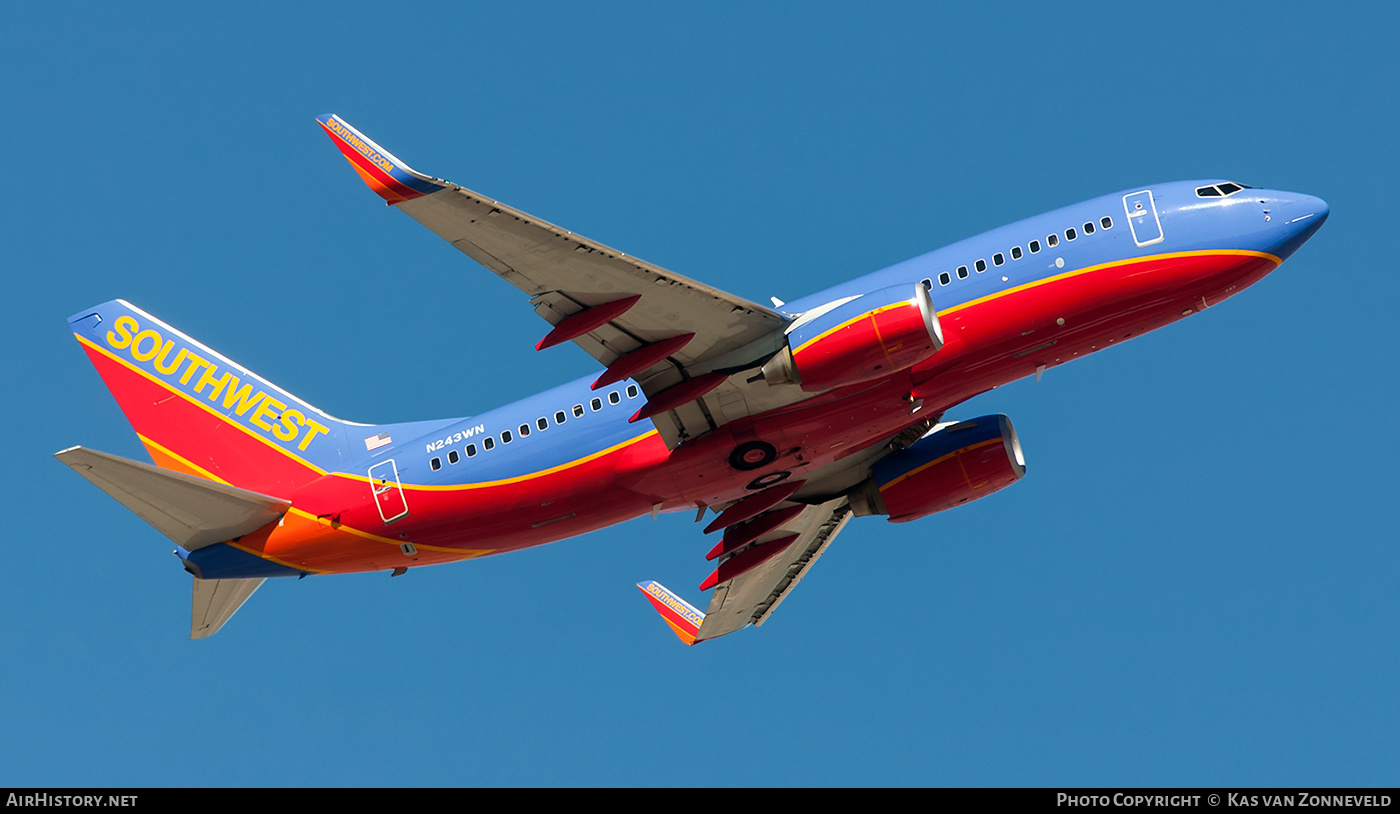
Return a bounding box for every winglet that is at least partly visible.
[637,581,705,646]
[316,114,448,205]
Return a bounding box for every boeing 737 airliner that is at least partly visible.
[58,115,1328,642]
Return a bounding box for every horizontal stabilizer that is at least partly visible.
[55,447,291,550]
[637,581,705,646]
[191,577,264,639]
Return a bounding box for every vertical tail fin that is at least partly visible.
[68,300,353,495]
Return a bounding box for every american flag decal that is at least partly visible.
[365,432,392,451]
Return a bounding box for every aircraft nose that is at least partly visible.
[1266,192,1328,259]
[1280,192,1329,237]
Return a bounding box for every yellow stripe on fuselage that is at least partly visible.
[76,334,330,477]
[329,430,659,492]
[794,249,1280,359]
[79,331,661,493]
[938,249,1280,318]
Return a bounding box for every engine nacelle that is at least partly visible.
[849,414,1025,523]
[763,283,943,392]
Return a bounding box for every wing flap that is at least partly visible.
[696,498,852,642]
[56,447,291,550]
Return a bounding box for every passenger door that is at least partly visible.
[1123,190,1164,247]
[368,459,409,524]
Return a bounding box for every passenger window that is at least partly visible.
[938,272,951,286]
[555,410,566,424]
[483,437,495,451]
[466,443,477,457]
[1083,221,1095,235]
[993,253,1005,266]
[448,450,459,464]
[430,457,441,471]
[519,423,530,437]
[1101,216,1112,229]
[627,385,639,398]
[608,391,620,405]
[975,259,987,272]
[1047,233,1059,247]
[501,430,513,444]
[573,404,584,418]
[1011,246,1023,260]
[1029,240,1041,253]
[957,265,969,278]
[922,278,932,290]
[1065,227,1077,241]
[590,398,602,411]
[537,417,548,431]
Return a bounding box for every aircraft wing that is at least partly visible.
[639,496,854,644]
[319,115,794,448]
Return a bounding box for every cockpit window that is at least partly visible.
[1196,182,1250,198]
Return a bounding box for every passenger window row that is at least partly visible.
[429,384,640,470]
[923,216,1114,288]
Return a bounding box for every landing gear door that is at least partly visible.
[1123,190,1164,247]
[368,459,409,524]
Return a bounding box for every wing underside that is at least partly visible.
[639,497,854,644]
[696,498,852,642]
[319,114,802,448]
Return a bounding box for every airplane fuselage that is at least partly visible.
[75,180,1326,580]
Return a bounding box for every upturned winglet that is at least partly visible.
[637,581,705,646]
[316,114,447,205]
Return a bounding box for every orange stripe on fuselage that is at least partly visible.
[79,249,1282,576]
[76,334,328,486]
[792,250,1278,359]
[75,327,672,571]
[939,249,1279,318]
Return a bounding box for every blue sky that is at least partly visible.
[3,3,1396,786]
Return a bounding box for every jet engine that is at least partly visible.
[762,283,943,392]
[849,414,1025,523]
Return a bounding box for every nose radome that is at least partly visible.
[1302,194,1329,226]
[1267,192,1328,259]
[1280,193,1329,234]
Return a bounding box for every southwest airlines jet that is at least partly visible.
[58,115,1328,643]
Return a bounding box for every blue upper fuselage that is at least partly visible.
[375,180,1328,487]
[782,180,1328,313]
